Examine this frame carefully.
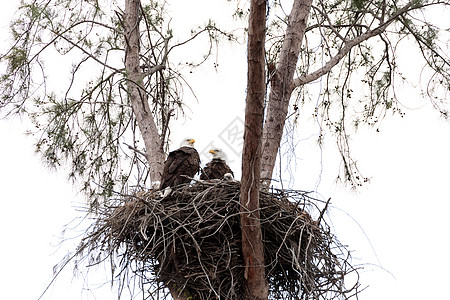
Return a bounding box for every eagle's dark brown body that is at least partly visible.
[160,146,200,189]
[200,158,233,180]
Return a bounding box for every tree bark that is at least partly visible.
[124,0,164,187]
[260,0,313,187]
[240,0,269,299]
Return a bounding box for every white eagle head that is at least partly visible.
[209,148,227,161]
[180,138,196,148]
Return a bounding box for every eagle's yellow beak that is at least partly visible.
[209,149,216,154]
[189,139,196,145]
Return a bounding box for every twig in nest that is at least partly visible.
[317,197,331,225]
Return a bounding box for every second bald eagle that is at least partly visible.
[200,148,234,180]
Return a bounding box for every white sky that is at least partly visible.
[1,1,450,299]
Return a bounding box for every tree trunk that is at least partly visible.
[240,0,269,299]
[260,0,313,187]
[124,0,164,187]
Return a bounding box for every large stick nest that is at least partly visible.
[77,180,360,299]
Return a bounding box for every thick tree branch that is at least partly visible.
[261,0,313,187]
[124,0,164,186]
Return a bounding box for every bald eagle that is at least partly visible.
[160,138,200,189]
[200,148,234,180]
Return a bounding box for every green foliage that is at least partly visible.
[4,48,27,73]
[31,76,131,203]
[351,0,366,10]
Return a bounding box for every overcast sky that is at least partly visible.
[1,1,450,299]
